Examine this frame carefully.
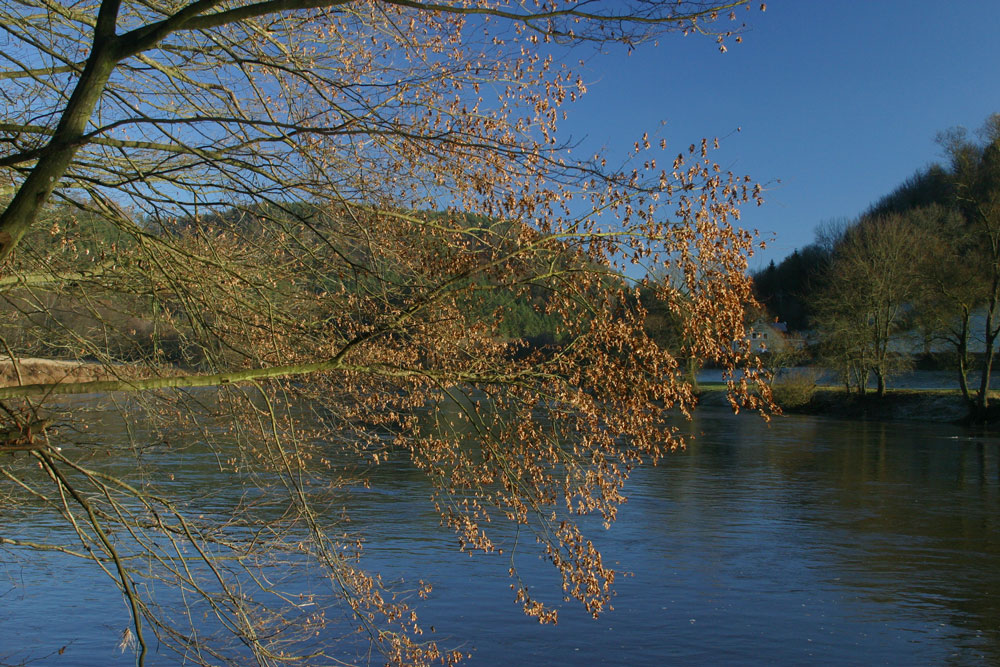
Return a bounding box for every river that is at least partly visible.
[3,404,999,665]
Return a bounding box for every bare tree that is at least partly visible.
[814,214,926,397]
[0,1,768,664]
[938,115,1000,412]
[905,205,979,402]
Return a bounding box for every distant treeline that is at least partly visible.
[0,196,718,388]
[5,202,703,367]
[753,113,1000,412]
[0,204,585,365]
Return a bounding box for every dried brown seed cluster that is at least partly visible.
[0,1,769,664]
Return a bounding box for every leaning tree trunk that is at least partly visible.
[977,283,1000,413]
[956,311,972,404]
[978,334,998,413]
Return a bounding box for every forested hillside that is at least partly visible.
[753,114,1000,408]
[0,203,587,370]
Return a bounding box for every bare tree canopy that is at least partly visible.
[0,1,768,664]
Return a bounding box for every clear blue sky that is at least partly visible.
[561,1,1000,270]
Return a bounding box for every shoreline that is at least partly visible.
[699,385,997,425]
[3,360,995,426]
[0,357,112,388]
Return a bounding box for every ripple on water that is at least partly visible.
[3,405,1000,664]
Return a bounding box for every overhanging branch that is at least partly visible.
[0,360,549,400]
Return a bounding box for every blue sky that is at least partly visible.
[560,1,1000,270]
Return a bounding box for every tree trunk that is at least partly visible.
[0,40,118,263]
[957,310,972,404]
[978,335,997,412]
[686,356,699,391]
[977,287,1000,413]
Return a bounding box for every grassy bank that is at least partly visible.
[698,383,996,424]
[0,358,112,388]
[781,387,977,423]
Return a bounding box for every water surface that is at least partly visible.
[3,406,999,664]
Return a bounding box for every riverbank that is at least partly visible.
[699,384,997,425]
[783,388,979,423]
[0,357,112,387]
[1,359,992,425]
